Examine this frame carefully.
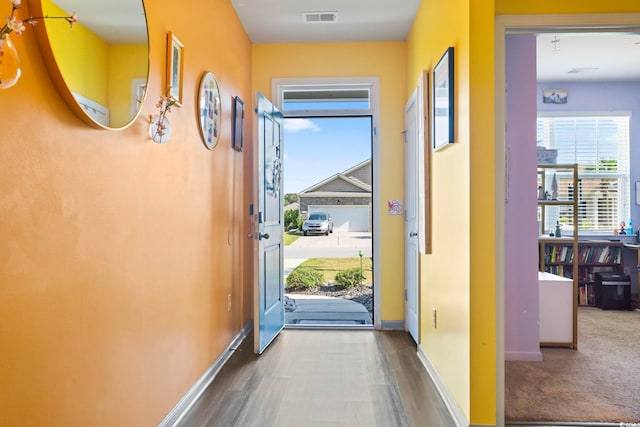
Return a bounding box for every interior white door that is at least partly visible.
[404,90,420,343]
[254,92,285,354]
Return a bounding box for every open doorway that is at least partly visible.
[499,18,640,423]
[273,79,379,327]
[283,116,373,327]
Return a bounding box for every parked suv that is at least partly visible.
[302,212,334,236]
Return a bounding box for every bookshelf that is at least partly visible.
[540,240,623,306]
[537,164,578,349]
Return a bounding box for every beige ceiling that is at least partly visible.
[51,1,640,83]
[230,0,421,43]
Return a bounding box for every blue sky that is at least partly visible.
[283,117,372,194]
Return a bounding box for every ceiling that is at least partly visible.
[536,33,640,82]
[51,1,640,83]
[230,0,421,43]
[53,0,147,44]
[231,0,640,83]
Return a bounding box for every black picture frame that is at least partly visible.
[232,96,244,152]
[432,47,454,151]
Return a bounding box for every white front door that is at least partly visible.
[254,93,285,354]
[404,90,420,343]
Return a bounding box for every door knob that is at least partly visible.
[258,232,270,240]
[409,232,418,237]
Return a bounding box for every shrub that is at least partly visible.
[286,268,323,290]
[284,209,300,231]
[335,267,363,289]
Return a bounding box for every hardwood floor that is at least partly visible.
[178,330,456,427]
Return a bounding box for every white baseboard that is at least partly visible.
[504,350,543,362]
[158,321,253,427]
[416,345,473,427]
[381,320,404,330]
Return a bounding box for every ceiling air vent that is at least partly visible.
[303,11,337,24]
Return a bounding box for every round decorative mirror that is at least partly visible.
[28,0,149,130]
[197,72,221,150]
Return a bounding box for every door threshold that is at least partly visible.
[285,323,374,330]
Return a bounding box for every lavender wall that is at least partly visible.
[505,35,543,361]
[537,81,640,225]
[538,81,640,299]
[505,42,640,360]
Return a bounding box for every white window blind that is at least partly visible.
[537,113,630,232]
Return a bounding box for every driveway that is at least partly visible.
[284,231,372,274]
[286,231,372,257]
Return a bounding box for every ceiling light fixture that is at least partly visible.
[551,36,560,54]
[568,67,600,74]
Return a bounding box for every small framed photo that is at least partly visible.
[433,47,454,151]
[543,89,568,104]
[232,96,245,152]
[166,31,184,106]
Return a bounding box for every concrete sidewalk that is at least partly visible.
[283,231,373,326]
[284,258,306,277]
[284,294,373,325]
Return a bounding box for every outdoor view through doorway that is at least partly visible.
[283,116,373,326]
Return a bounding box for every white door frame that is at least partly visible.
[495,12,640,424]
[404,89,420,342]
[272,77,382,328]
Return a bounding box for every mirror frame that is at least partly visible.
[27,0,150,130]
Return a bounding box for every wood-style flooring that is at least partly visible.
[178,330,456,427]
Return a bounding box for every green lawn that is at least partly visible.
[284,231,301,246]
[294,257,373,285]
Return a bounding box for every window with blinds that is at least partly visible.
[537,113,630,232]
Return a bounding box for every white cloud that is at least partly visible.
[284,118,320,133]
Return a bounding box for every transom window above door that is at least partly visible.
[273,78,378,117]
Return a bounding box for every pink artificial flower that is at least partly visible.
[6,15,24,34]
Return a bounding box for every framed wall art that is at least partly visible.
[432,47,454,151]
[542,89,568,104]
[197,72,221,150]
[232,96,245,152]
[166,31,184,106]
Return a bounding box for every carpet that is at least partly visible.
[505,307,640,423]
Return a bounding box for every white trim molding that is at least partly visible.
[495,12,640,427]
[271,77,382,329]
[380,320,404,330]
[158,322,253,427]
[417,345,470,427]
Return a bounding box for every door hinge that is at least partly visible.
[405,289,408,301]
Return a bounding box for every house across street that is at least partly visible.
[296,159,372,232]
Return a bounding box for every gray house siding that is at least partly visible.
[347,162,372,185]
[317,179,363,192]
[297,159,373,232]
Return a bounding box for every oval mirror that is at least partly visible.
[28,0,149,130]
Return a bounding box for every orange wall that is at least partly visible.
[252,42,408,321]
[0,0,253,425]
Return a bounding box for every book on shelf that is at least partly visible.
[579,286,587,305]
[578,283,597,306]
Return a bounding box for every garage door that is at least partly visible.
[309,205,369,232]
